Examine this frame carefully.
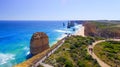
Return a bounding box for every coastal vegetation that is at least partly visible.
[44,36,100,67]
[94,41,120,67]
[15,21,120,67]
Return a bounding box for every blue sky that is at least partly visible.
[0,0,120,20]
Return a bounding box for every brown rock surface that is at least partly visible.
[83,22,97,36]
[30,32,49,55]
[83,22,120,38]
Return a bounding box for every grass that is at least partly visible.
[92,22,120,32]
[92,21,120,29]
[44,36,100,67]
[94,41,120,67]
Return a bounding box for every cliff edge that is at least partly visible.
[83,21,120,38]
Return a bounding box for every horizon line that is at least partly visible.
[0,19,120,21]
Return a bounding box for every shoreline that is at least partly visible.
[14,24,85,67]
[51,24,84,46]
[14,37,66,67]
[74,25,85,37]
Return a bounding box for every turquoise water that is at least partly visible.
[0,21,82,67]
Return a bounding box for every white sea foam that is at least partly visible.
[23,47,30,55]
[57,34,67,40]
[23,47,29,50]
[26,51,30,55]
[0,53,15,65]
[54,29,66,33]
[54,29,72,33]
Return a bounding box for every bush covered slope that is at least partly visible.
[94,41,120,67]
[44,36,100,67]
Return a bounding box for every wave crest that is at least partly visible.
[54,29,71,33]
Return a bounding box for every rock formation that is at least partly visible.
[30,32,49,55]
[67,21,75,28]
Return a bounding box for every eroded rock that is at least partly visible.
[30,32,49,55]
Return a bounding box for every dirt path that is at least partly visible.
[88,40,110,67]
[40,63,53,67]
[88,39,120,67]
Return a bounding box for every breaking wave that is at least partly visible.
[0,53,15,65]
[57,34,67,40]
[54,29,72,33]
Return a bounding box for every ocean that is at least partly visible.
[0,21,82,67]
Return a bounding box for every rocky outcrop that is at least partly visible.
[67,21,75,28]
[30,32,49,55]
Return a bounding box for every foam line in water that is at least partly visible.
[57,34,67,40]
[54,29,72,33]
[0,53,15,65]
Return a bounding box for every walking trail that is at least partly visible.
[40,25,85,67]
[88,39,120,67]
[38,24,120,67]
[37,39,65,67]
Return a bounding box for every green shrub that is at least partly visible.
[65,60,73,67]
[93,59,98,64]
[77,61,85,67]
[70,45,76,49]
[45,36,100,67]
[85,55,93,60]
[57,57,66,63]
[37,65,44,67]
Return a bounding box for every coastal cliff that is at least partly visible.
[30,32,49,55]
[83,22,120,38]
[83,22,97,36]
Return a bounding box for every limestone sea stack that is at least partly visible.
[30,32,49,55]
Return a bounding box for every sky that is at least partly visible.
[0,0,120,20]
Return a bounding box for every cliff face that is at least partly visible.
[99,28,120,38]
[30,32,49,55]
[83,22,98,37]
[83,22,120,38]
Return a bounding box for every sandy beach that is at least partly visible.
[74,25,85,37]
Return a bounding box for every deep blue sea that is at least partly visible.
[0,21,82,67]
